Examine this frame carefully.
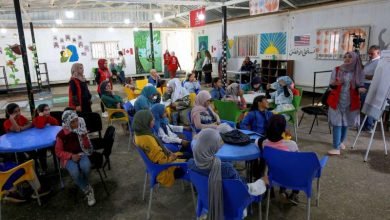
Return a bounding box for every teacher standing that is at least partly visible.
[327,51,366,155]
[202,50,212,87]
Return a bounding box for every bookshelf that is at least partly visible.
[260,60,294,85]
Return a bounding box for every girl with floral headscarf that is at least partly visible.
[191,90,221,130]
[163,78,191,125]
[55,110,95,206]
[327,51,365,155]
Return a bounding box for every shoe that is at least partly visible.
[4,191,27,203]
[339,143,346,150]
[85,185,96,207]
[288,193,299,205]
[31,188,51,199]
[101,112,108,118]
[328,149,340,155]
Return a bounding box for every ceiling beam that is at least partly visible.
[228,6,250,10]
[282,0,298,9]
[94,0,214,6]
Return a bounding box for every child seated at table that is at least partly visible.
[3,103,32,133]
[188,128,268,219]
[32,104,59,175]
[267,76,295,113]
[240,95,273,136]
[133,110,187,187]
[134,85,160,111]
[151,104,191,153]
[242,76,264,94]
[55,110,96,206]
[210,77,226,100]
[261,114,299,204]
[191,91,221,130]
[224,83,246,110]
[184,72,201,94]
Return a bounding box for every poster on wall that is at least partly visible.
[134,30,162,74]
[316,26,370,60]
[52,34,86,63]
[198,36,208,51]
[260,32,286,55]
[190,8,206,27]
[249,0,279,15]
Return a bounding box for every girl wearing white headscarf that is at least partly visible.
[188,129,267,219]
[163,78,191,125]
[55,110,95,206]
[191,90,221,130]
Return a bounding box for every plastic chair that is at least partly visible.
[123,87,139,100]
[134,142,190,220]
[79,112,103,140]
[277,94,302,142]
[0,118,6,136]
[213,100,246,126]
[135,78,148,91]
[90,126,115,172]
[0,160,42,208]
[189,92,197,107]
[263,147,328,220]
[189,170,263,220]
[50,111,63,125]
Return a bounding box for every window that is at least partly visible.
[233,35,258,57]
[91,41,119,59]
[316,26,370,60]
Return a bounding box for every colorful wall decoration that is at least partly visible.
[134,31,162,74]
[249,0,279,15]
[198,36,208,51]
[316,26,370,60]
[53,34,85,62]
[260,32,286,55]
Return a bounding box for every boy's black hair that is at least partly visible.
[5,103,19,119]
[249,95,267,111]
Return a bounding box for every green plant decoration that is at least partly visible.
[4,46,20,85]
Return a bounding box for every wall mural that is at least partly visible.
[260,32,286,55]
[53,34,87,63]
[133,31,162,74]
[198,36,208,51]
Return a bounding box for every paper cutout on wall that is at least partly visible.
[53,42,59,49]
[65,35,70,41]
[260,32,286,55]
[81,52,87,56]
[60,38,64,43]
[78,35,82,40]
[0,47,2,54]
[130,48,133,55]
[84,45,89,52]
[53,36,58,41]
[78,42,84,48]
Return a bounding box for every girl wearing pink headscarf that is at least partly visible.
[327,51,366,155]
[191,91,221,130]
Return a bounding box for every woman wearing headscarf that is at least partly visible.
[55,110,95,206]
[188,128,267,219]
[151,104,191,152]
[96,59,112,117]
[163,78,191,125]
[191,90,221,130]
[133,110,186,187]
[242,76,263,94]
[99,80,127,119]
[327,51,366,155]
[69,63,92,113]
[267,76,294,113]
[134,85,159,112]
[224,83,246,110]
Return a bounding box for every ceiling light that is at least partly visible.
[51,27,58,33]
[154,13,163,23]
[198,13,205,21]
[65,11,74,18]
[108,27,114,32]
[0,28,7,34]
[133,27,139,32]
[55,19,62,25]
[124,18,130,24]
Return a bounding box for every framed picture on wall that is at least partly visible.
[316,26,370,60]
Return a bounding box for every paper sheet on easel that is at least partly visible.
[362,50,390,120]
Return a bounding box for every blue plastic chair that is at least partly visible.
[189,170,263,220]
[123,101,135,150]
[134,143,190,219]
[263,147,328,220]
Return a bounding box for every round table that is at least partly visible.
[0,126,62,153]
[191,130,261,161]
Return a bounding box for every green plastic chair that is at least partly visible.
[278,94,302,142]
[213,100,246,126]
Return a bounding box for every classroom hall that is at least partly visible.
[0,0,389,220]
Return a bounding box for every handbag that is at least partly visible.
[322,66,340,106]
[220,129,251,146]
[202,60,212,72]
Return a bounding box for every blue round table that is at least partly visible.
[0,126,62,153]
[191,130,261,161]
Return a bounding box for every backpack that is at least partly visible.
[220,129,251,146]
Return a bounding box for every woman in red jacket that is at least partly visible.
[96,59,112,117]
[163,50,171,78]
[68,63,92,113]
[168,51,181,78]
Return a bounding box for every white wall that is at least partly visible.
[0,28,193,85]
[191,0,390,88]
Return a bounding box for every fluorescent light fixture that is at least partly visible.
[154,13,163,23]
[198,13,205,21]
[51,27,58,33]
[65,11,74,18]
[55,19,62,25]
[133,27,139,32]
[124,18,130,24]
[108,27,114,32]
[0,28,7,34]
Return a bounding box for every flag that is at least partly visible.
[294,35,310,46]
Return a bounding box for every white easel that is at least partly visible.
[351,89,390,162]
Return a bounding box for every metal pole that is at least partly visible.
[29,22,42,92]
[14,0,35,117]
[221,5,227,88]
[149,22,155,69]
